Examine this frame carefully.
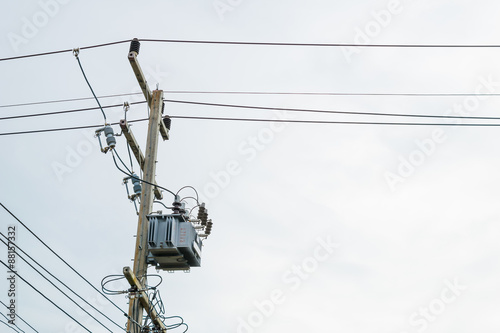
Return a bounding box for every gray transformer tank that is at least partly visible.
[147,213,202,271]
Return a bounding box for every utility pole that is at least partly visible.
[126,39,168,333]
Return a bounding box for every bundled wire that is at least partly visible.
[142,287,189,332]
[101,274,163,296]
[101,275,129,296]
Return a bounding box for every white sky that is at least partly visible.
[1,0,500,332]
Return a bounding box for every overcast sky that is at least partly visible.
[1,0,500,332]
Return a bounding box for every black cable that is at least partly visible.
[0,259,92,333]
[154,313,188,332]
[113,148,133,175]
[169,115,500,126]
[0,92,143,108]
[0,235,117,333]
[101,275,129,295]
[0,101,146,121]
[3,113,500,139]
[3,97,500,124]
[0,117,148,136]
[163,91,500,97]
[5,91,500,109]
[0,203,138,327]
[139,38,500,48]
[0,39,130,62]
[0,318,20,333]
[111,150,134,178]
[111,150,177,197]
[0,233,124,331]
[0,311,23,333]
[145,290,163,329]
[0,300,39,333]
[3,38,500,62]
[74,54,107,122]
[164,99,500,121]
[144,275,163,291]
[0,315,23,333]
[3,114,500,138]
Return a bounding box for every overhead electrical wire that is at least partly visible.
[0,117,148,136]
[168,115,500,126]
[0,39,130,62]
[0,300,39,333]
[0,259,92,333]
[0,235,117,333]
[73,52,107,122]
[0,311,23,333]
[2,97,500,133]
[0,92,143,108]
[0,203,141,329]
[0,101,146,121]
[164,91,500,97]
[111,150,177,197]
[112,147,133,175]
[0,317,21,333]
[5,91,500,110]
[3,115,500,138]
[138,38,500,48]
[2,97,500,123]
[0,233,124,331]
[2,38,500,62]
[163,99,500,121]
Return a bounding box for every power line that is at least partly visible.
[0,310,24,333]
[0,300,39,333]
[4,91,500,109]
[0,236,116,333]
[139,38,500,48]
[2,97,500,126]
[0,117,148,136]
[0,317,20,333]
[0,233,125,332]
[2,114,500,138]
[110,149,177,197]
[163,99,500,121]
[0,259,92,333]
[2,38,500,62]
[0,40,130,62]
[162,91,500,97]
[168,115,500,126]
[0,92,143,108]
[0,203,140,329]
[74,52,107,122]
[0,102,146,121]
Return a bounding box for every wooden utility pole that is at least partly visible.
[125,38,169,333]
[127,89,164,333]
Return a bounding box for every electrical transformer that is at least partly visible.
[147,213,203,271]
